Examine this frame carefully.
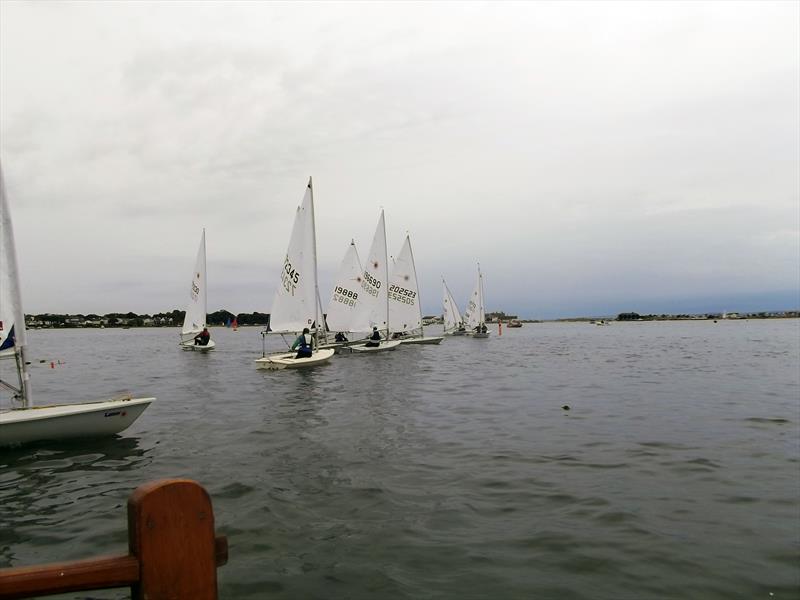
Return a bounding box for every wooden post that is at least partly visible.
[128,479,221,600]
[0,479,227,600]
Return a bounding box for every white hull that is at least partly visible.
[0,397,154,447]
[399,336,444,345]
[319,338,361,350]
[348,340,402,353]
[444,330,468,336]
[254,348,335,370]
[180,339,216,351]
[468,332,490,338]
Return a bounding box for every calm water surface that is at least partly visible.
[1,320,798,599]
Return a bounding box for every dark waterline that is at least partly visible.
[1,320,799,599]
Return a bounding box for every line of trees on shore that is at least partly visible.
[25,310,270,328]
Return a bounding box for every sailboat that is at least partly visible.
[464,264,490,338]
[254,178,335,369]
[442,278,467,335]
[388,235,443,345]
[231,317,238,331]
[348,210,401,353]
[179,229,215,351]
[320,240,364,350]
[0,163,154,447]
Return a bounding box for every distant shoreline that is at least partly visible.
[22,310,800,329]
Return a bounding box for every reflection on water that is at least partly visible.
[1,321,798,599]
[0,435,150,567]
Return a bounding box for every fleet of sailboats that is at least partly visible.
[0,162,498,444]
[0,163,154,447]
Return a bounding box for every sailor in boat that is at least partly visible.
[365,327,382,348]
[334,332,348,342]
[194,327,211,346]
[291,328,313,358]
[391,331,408,340]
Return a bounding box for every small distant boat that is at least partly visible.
[593,320,610,326]
[442,278,468,336]
[0,163,154,446]
[232,317,238,331]
[464,264,490,338]
[179,229,215,351]
[506,319,523,328]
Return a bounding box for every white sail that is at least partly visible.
[326,241,364,333]
[463,266,486,329]
[351,211,389,334]
[0,163,31,406]
[442,279,463,333]
[388,235,422,335]
[181,230,208,340]
[269,182,318,333]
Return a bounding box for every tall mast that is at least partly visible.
[382,210,389,338]
[202,228,207,328]
[406,234,423,336]
[477,263,485,325]
[0,163,31,408]
[309,176,320,350]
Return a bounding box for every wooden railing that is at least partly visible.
[0,479,228,599]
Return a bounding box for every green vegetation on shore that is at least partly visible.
[25,310,269,329]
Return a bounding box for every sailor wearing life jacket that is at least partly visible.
[292,327,313,358]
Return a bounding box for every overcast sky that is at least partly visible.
[1,1,798,319]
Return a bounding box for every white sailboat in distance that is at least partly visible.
[0,163,154,447]
[442,278,467,335]
[179,229,215,351]
[464,264,490,338]
[388,235,443,345]
[255,177,335,369]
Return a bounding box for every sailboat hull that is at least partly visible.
[0,397,154,447]
[254,348,335,370]
[399,336,444,345]
[468,332,490,338]
[180,339,216,351]
[348,340,402,353]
